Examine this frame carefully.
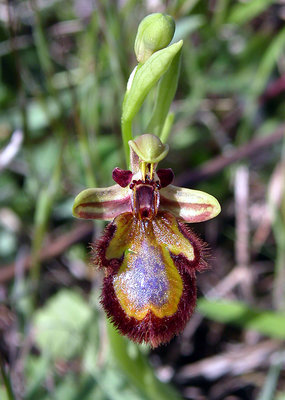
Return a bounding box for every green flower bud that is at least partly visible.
[129,134,169,164]
[134,13,175,64]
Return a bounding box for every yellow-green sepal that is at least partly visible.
[160,184,221,223]
[129,134,169,164]
[73,185,131,221]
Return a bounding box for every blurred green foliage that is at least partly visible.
[1,0,285,399]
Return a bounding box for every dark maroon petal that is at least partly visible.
[112,167,133,187]
[157,168,174,188]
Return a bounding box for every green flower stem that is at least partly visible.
[147,49,181,137]
[121,118,133,167]
[121,62,143,165]
[160,112,175,144]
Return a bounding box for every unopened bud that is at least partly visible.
[134,13,175,64]
[129,133,169,164]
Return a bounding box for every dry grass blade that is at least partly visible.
[0,130,23,172]
[176,340,283,381]
[0,223,93,283]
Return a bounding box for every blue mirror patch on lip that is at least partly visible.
[114,244,170,310]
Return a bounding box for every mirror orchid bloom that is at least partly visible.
[73,134,221,347]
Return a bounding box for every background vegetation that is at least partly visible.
[0,0,285,399]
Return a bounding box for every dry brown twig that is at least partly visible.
[0,223,93,284]
[176,340,282,381]
[175,124,285,186]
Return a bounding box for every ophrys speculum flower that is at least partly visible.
[73,134,220,347]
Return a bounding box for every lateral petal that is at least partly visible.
[73,185,132,220]
[160,184,221,223]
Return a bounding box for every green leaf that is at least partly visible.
[107,321,182,400]
[33,289,92,359]
[251,27,285,98]
[94,367,145,400]
[24,356,50,399]
[236,27,285,143]
[121,40,183,162]
[0,387,9,400]
[198,298,285,339]
[228,0,275,25]
[122,40,183,124]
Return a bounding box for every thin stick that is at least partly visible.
[175,125,285,186]
[0,223,93,284]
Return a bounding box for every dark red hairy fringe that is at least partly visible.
[92,212,208,347]
[91,221,119,271]
[176,218,210,273]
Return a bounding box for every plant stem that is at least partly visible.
[160,112,175,144]
[121,118,133,167]
[147,50,181,137]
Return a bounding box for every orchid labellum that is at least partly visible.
[73,134,220,347]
